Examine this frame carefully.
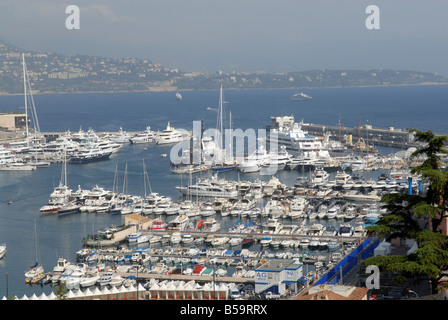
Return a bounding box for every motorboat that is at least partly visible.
[237,145,270,173]
[290,92,312,100]
[170,232,182,244]
[267,117,329,156]
[107,127,132,144]
[175,174,238,198]
[211,236,230,247]
[137,233,151,244]
[69,147,111,164]
[181,233,194,245]
[155,122,190,145]
[79,268,100,288]
[339,224,354,237]
[228,237,243,246]
[97,271,114,286]
[127,232,143,243]
[0,244,6,259]
[65,263,87,290]
[299,238,310,249]
[260,237,273,246]
[130,126,155,144]
[312,169,329,186]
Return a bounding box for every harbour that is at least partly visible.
[0,85,447,300]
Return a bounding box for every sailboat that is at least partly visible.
[25,219,45,284]
[56,148,80,216]
[210,85,237,172]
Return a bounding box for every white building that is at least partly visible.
[255,258,303,295]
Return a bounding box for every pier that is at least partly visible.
[301,122,422,149]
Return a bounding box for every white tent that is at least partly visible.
[47,292,57,300]
[66,290,77,299]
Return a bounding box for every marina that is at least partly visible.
[0,84,447,300]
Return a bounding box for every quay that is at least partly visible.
[115,272,253,284]
[83,228,366,248]
[301,122,422,149]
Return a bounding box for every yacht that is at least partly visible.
[262,145,292,171]
[290,92,312,100]
[126,232,143,243]
[130,126,155,144]
[339,224,354,237]
[69,148,112,164]
[98,271,114,286]
[267,117,329,156]
[79,268,100,288]
[237,145,270,173]
[107,127,132,144]
[175,174,238,198]
[167,214,190,231]
[0,244,6,259]
[312,168,330,186]
[334,170,352,186]
[155,122,190,145]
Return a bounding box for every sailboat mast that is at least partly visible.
[220,85,223,150]
[22,54,30,147]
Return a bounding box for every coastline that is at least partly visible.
[0,82,447,97]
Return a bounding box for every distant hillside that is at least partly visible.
[0,39,447,95]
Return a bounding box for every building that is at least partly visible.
[254,258,303,295]
[296,284,369,300]
[124,213,153,230]
[0,113,29,131]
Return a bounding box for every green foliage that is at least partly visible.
[364,129,448,293]
[55,282,67,300]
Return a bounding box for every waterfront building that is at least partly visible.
[254,258,303,295]
[296,284,369,300]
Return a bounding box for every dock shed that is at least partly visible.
[0,113,29,131]
[255,258,303,295]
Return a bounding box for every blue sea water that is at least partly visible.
[0,85,447,298]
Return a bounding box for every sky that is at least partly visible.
[0,0,447,76]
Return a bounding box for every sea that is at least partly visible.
[0,84,447,299]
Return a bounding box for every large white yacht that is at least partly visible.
[130,126,155,144]
[267,116,329,157]
[155,122,190,145]
[175,174,238,198]
[237,145,270,173]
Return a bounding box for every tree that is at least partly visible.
[363,129,448,294]
[55,282,67,300]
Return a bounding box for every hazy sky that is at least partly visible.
[1,0,447,76]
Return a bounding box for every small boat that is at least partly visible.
[228,237,243,246]
[0,244,6,259]
[181,233,194,245]
[137,234,151,244]
[79,268,100,288]
[127,232,142,243]
[291,92,312,100]
[211,237,230,247]
[57,202,80,215]
[170,232,182,244]
[175,92,183,101]
[260,237,273,246]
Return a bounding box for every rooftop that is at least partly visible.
[296,284,369,300]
